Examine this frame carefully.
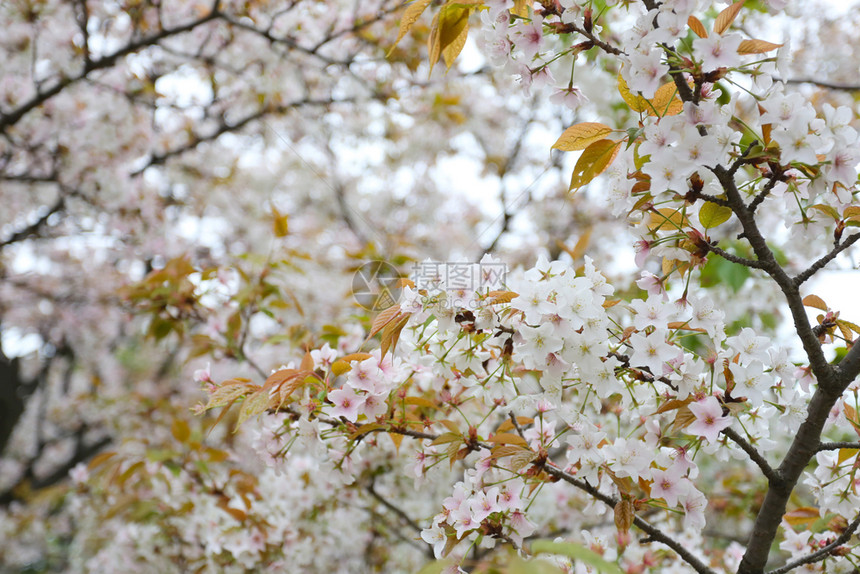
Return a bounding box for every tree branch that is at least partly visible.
[817,441,860,452]
[542,463,717,574]
[793,233,860,287]
[765,513,860,574]
[0,188,71,248]
[722,427,781,485]
[367,480,424,534]
[0,9,223,132]
[129,97,356,176]
[702,242,769,270]
[711,164,833,386]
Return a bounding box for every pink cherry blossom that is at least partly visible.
[687,396,732,443]
[326,387,365,422]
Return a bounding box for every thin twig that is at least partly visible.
[367,480,424,534]
[541,463,717,574]
[766,514,860,574]
[817,441,860,452]
[702,242,768,270]
[793,234,860,287]
[722,427,781,485]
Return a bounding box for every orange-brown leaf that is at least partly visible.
[171,419,191,443]
[369,305,403,339]
[496,416,534,433]
[430,432,462,446]
[654,397,694,415]
[486,290,519,304]
[671,405,697,432]
[487,433,529,447]
[647,82,684,117]
[614,498,635,533]
[783,506,820,527]
[688,15,707,38]
[380,314,411,358]
[714,0,746,35]
[802,295,829,311]
[737,39,783,55]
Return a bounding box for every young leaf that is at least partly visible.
[271,206,289,237]
[808,204,840,220]
[442,18,469,69]
[837,448,859,464]
[428,4,472,73]
[843,206,860,219]
[614,498,635,534]
[699,202,733,228]
[486,290,519,304]
[647,82,684,117]
[648,208,690,232]
[737,39,783,54]
[388,0,433,55]
[783,507,821,528]
[714,0,746,35]
[236,388,270,428]
[617,74,648,113]
[688,15,708,38]
[380,314,410,357]
[487,432,529,447]
[552,122,613,152]
[653,397,694,415]
[802,294,828,311]
[369,304,403,339]
[569,139,621,191]
[511,0,530,17]
[430,431,462,446]
[496,416,534,433]
[171,419,191,443]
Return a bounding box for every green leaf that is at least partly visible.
[698,202,733,228]
[531,540,624,574]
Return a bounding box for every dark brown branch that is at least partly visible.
[367,480,424,534]
[542,464,717,574]
[281,403,707,572]
[0,9,223,132]
[748,170,784,214]
[637,18,845,569]
[702,242,769,270]
[509,413,526,439]
[129,97,356,176]
[711,164,832,385]
[696,192,733,208]
[817,441,860,452]
[738,386,843,574]
[765,513,860,574]
[722,427,780,485]
[793,234,860,287]
[0,190,70,248]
